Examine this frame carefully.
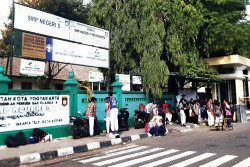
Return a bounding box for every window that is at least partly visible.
[217,66,235,74]
[21,82,32,89]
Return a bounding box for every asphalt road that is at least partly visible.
[24,122,250,167]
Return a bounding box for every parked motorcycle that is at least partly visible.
[69,112,99,139]
[133,110,147,129]
[118,104,130,131]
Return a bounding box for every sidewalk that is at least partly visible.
[0,123,199,166]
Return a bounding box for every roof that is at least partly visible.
[0,57,101,82]
[169,73,222,83]
[204,54,250,67]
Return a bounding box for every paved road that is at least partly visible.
[24,122,250,167]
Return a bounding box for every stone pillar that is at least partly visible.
[212,82,217,102]
[248,69,250,97]
[0,65,11,94]
[235,79,244,105]
[64,71,79,116]
[111,75,123,109]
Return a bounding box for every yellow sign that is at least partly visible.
[22,32,46,59]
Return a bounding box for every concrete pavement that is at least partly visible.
[0,122,200,166]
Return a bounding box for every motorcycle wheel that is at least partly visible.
[72,126,82,139]
[134,121,139,129]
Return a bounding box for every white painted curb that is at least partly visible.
[57,147,74,157]
[130,135,140,141]
[111,138,122,145]
[20,153,40,164]
[87,142,101,150]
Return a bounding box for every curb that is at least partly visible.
[0,125,197,167]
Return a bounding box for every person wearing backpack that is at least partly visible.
[85,97,97,137]
[214,101,223,128]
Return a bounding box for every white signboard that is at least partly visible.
[52,39,109,68]
[20,59,45,76]
[132,76,142,85]
[89,71,104,83]
[0,95,69,132]
[70,20,110,49]
[14,3,70,40]
[197,87,206,93]
[117,74,130,91]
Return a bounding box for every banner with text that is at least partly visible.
[50,39,109,68]
[89,71,104,83]
[116,74,130,91]
[14,3,70,40]
[70,20,110,49]
[0,95,69,132]
[132,76,142,85]
[14,31,109,68]
[20,59,45,77]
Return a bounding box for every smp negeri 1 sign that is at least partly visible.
[14,3,70,40]
[0,95,69,132]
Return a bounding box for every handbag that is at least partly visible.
[189,109,194,117]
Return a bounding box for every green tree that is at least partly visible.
[196,0,250,58]
[89,0,218,96]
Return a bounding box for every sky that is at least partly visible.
[0,0,249,39]
[0,0,13,38]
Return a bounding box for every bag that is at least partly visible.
[215,106,221,116]
[32,128,46,142]
[145,122,149,132]
[226,110,232,116]
[5,131,26,147]
[26,136,39,144]
[189,109,194,117]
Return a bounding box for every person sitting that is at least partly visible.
[214,101,223,129]
[165,102,173,125]
[146,98,154,122]
[149,116,166,136]
[223,100,232,127]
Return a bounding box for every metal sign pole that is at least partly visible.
[9,0,15,88]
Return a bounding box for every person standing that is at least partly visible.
[193,101,200,124]
[104,97,110,135]
[207,98,214,127]
[179,96,187,126]
[85,97,97,137]
[108,91,119,134]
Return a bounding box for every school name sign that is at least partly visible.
[14,3,70,40]
[0,95,69,132]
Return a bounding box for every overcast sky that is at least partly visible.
[0,1,249,39]
[0,0,13,38]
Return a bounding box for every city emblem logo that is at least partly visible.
[62,96,68,106]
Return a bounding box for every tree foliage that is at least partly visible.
[89,0,218,96]
[196,0,250,58]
